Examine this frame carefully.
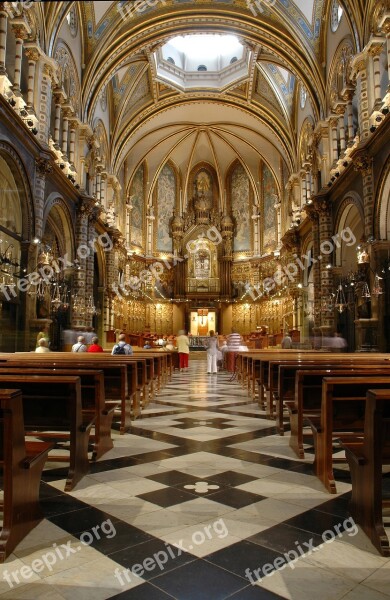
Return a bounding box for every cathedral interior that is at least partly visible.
[0,0,389,351]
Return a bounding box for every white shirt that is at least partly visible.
[72,342,87,352]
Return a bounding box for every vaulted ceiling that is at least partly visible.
[40,0,367,197]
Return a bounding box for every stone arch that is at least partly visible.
[376,155,390,240]
[327,37,355,113]
[43,194,75,260]
[53,39,81,117]
[0,141,34,240]
[334,193,364,271]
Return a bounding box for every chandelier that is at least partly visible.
[334,284,347,313]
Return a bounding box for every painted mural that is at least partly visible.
[231,163,250,252]
[156,164,176,252]
[262,163,277,253]
[130,164,144,248]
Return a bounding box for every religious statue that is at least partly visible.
[196,172,210,195]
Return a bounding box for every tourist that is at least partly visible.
[205,330,219,374]
[111,333,133,355]
[35,338,51,353]
[227,328,242,351]
[72,335,88,352]
[88,336,104,352]
[176,329,189,371]
[281,332,293,349]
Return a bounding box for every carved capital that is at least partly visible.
[313,197,331,215]
[305,204,319,222]
[367,38,385,58]
[35,157,52,176]
[281,229,300,252]
[11,24,30,40]
[77,197,95,218]
[353,152,373,176]
[351,52,367,78]
[24,46,40,62]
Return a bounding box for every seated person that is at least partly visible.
[35,338,51,353]
[112,333,133,355]
[72,335,88,352]
[143,342,152,349]
[88,336,104,352]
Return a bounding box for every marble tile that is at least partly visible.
[360,561,390,596]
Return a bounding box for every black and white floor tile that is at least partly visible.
[1,362,390,599]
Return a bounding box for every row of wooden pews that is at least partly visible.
[236,349,390,555]
[0,349,172,561]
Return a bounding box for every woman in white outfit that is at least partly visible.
[205,330,219,374]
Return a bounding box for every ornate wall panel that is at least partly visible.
[156,164,176,252]
[130,164,145,249]
[231,163,251,252]
[261,162,278,254]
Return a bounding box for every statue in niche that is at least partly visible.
[196,172,210,195]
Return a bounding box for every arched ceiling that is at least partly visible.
[42,0,365,191]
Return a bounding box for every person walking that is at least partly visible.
[176,329,189,371]
[205,330,219,374]
[281,332,293,349]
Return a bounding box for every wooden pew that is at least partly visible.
[342,389,390,556]
[0,389,52,562]
[276,359,390,435]
[0,375,93,492]
[6,355,132,434]
[290,367,390,460]
[312,375,390,493]
[0,366,115,461]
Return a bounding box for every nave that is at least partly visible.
[1,363,390,600]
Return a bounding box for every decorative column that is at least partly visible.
[354,151,374,239]
[304,167,311,203]
[314,197,335,334]
[52,90,64,147]
[329,117,339,165]
[274,197,281,247]
[104,229,118,333]
[85,214,96,329]
[221,214,234,298]
[0,3,7,76]
[24,45,39,109]
[300,171,307,206]
[251,205,260,255]
[367,39,385,107]
[36,61,57,148]
[100,172,106,207]
[343,88,355,145]
[95,169,101,202]
[335,104,346,154]
[351,52,370,141]
[34,158,53,239]
[62,111,69,156]
[11,23,29,93]
[306,206,321,329]
[68,119,77,165]
[72,199,93,329]
[146,206,155,256]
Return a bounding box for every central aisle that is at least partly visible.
[3,362,390,600]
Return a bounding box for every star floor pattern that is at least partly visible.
[0,362,390,600]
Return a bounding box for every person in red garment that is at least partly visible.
[87,336,104,353]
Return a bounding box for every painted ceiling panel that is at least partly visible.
[93,1,115,24]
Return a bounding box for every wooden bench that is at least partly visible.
[341,389,390,556]
[0,375,94,491]
[0,366,116,461]
[276,359,390,435]
[0,389,52,562]
[311,375,390,493]
[6,355,132,434]
[290,367,390,461]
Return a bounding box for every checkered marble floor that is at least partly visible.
[1,362,390,600]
